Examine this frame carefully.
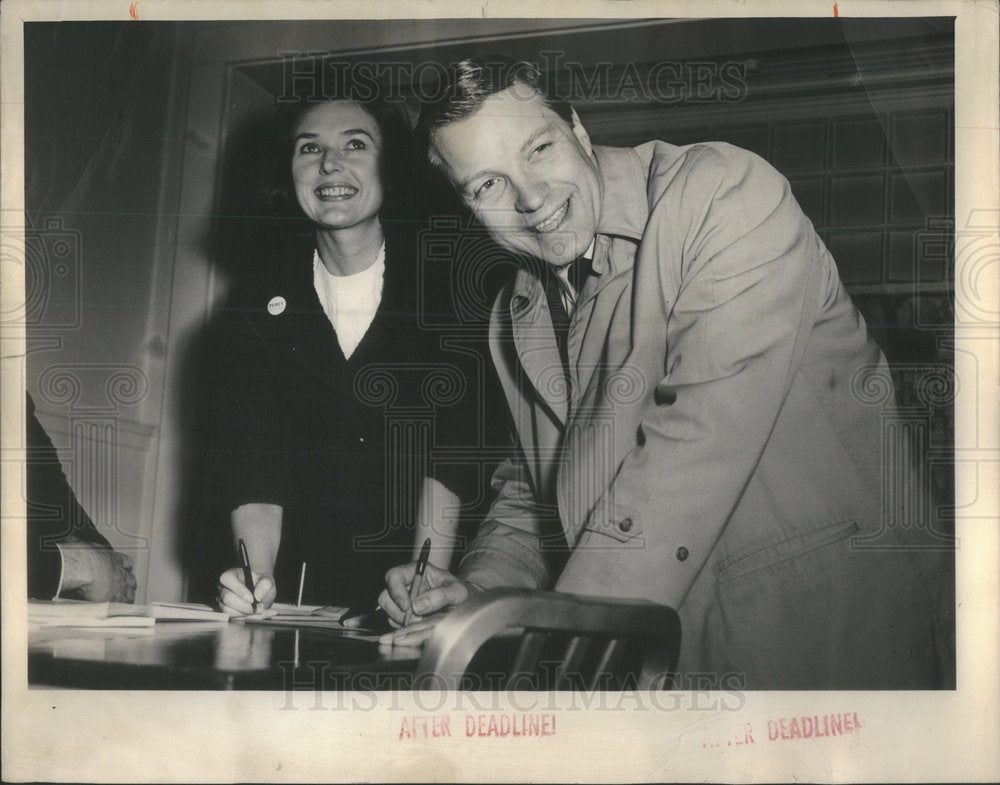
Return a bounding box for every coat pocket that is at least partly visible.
[714,517,860,584]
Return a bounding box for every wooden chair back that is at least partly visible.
[414,588,681,690]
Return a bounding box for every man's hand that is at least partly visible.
[217,567,276,615]
[58,540,137,602]
[377,562,477,646]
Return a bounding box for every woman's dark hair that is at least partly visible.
[254,92,416,230]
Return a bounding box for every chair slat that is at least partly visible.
[556,635,591,689]
[509,630,548,687]
[588,637,625,690]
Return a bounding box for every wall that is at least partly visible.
[24,21,192,602]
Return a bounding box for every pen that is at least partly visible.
[403,538,431,627]
[238,538,258,614]
[296,562,306,608]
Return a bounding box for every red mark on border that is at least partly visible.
[833,3,839,16]
[129,2,138,19]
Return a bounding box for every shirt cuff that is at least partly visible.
[52,542,67,599]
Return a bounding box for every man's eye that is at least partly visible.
[474,177,502,199]
[533,142,553,155]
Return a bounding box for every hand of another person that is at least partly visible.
[377,562,477,646]
[58,539,137,603]
[217,567,276,615]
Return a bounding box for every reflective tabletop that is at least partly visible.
[29,621,420,690]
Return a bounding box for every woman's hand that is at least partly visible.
[217,567,276,615]
[377,562,477,646]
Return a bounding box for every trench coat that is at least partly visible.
[457,141,954,688]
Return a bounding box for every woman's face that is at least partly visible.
[290,101,384,232]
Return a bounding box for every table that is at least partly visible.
[28,621,420,690]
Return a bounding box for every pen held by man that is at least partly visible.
[402,538,432,627]
[378,556,479,646]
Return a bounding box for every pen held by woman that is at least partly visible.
[216,541,277,616]
[238,539,259,614]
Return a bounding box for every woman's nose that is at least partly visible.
[319,149,341,174]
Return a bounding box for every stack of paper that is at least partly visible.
[28,600,232,626]
[28,599,155,628]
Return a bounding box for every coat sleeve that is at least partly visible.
[457,456,555,590]
[203,298,289,514]
[455,284,563,590]
[556,144,826,608]
[26,393,112,599]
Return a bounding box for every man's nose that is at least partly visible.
[512,176,548,213]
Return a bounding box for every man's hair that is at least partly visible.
[416,55,573,171]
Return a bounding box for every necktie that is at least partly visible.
[543,255,595,378]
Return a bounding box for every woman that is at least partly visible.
[211,93,476,614]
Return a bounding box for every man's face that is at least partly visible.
[431,87,602,266]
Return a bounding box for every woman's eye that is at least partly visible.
[346,139,367,151]
[532,142,552,156]
[299,142,321,154]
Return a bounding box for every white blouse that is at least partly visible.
[312,242,386,360]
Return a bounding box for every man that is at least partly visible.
[27,393,136,602]
[380,56,954,688]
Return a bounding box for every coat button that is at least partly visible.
[676,546,689,561]
[617,517,633,533]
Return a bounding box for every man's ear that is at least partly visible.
[570,107,594,157]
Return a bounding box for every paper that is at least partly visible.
[240,604,356,626]
[28,600,154,628]
[31,616,156,629]
[149,602,231,622]
[2,5,997,784]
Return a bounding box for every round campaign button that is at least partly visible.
[267,296,286,316]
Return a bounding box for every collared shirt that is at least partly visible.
[312,242,385,360]
[550,239,596,316]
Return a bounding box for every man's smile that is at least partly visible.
[529,199,570,233]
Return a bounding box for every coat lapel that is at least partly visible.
[258,236,347,385]
[509,267,568,426]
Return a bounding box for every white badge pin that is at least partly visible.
[267,296,286,316]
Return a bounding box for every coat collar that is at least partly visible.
[593,144,649,242]
[508,144,647,304]
[504,144,649,423]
